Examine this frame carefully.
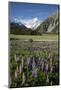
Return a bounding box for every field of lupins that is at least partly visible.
[9,40,59,87]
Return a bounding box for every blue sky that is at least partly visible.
[9,2,59,21]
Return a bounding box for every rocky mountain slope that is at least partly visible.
[36,10,59,33]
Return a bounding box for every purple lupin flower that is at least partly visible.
[41,62,44,71]
[32,57,37,77]
[28,57,33,69]
[27,57,30,65]
[45,63,49,73]
[50,58,52,72]
[32,69,37,78]
[32,57,36,69]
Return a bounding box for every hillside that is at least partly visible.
[36,10,59,34]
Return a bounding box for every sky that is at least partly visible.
[9,2,59,22]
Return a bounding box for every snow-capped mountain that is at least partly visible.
[12,17,42,30]
[23,18,41,30]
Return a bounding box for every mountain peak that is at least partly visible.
[24,17,41,30]
[12,17,42,30]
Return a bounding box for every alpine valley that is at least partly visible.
[10,10,59,35]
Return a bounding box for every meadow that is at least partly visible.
[10,34,58,41]
[9,32,59,87]
[9,40,59,87]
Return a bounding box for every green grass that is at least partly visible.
[10,34,58,41]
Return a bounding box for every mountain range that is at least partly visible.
[10,10,59,35]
